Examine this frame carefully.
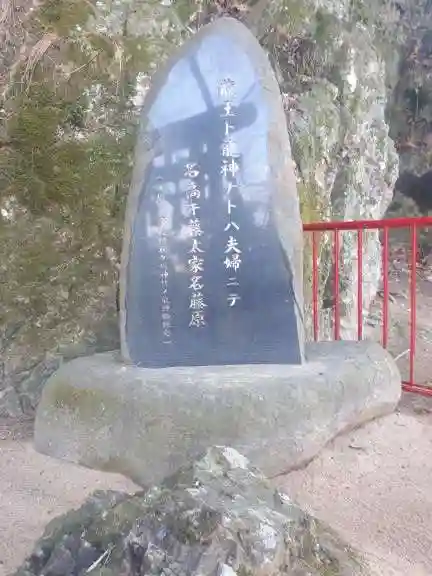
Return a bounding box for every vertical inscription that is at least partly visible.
[184,162,207,327]
[156,180,172,343]
[218,77,242,307]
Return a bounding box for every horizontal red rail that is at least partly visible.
[303,216,432,398]
[303,215,432,231]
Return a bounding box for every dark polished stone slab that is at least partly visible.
[120,17,304,367]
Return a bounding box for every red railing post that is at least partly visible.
[409,223,417,387]
[334,228,340,340]
[357,229,363,340]
[312,231,319,341]
[382,226,389,349]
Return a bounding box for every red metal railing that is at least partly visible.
[303,216,432,397]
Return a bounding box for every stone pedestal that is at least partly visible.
[34,340,401,487]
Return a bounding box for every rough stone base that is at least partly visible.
[13,446,369,576]
[34,341,401,487]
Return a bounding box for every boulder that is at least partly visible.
[13,446,370,576]
[34,340,401,488]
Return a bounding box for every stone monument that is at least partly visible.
[34,17,401,488]
[120,17,304,368]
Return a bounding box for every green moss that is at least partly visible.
[314,9,336,45]
[36,0,94,35]
[299,180,325,224]
[5,70,135,225]
[85,497,147,549]
[48,379,118,420]
[282,0,314,36]
[237,567,253,576]
[299,178,327,303]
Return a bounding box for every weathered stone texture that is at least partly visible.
[13,446,370,576]
[34,340,400,488]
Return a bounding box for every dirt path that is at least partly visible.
[276,399,432,576]
[1,397,432,575]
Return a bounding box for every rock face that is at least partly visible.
[281,0,400,340]
[388,0,432,177]
[384,0,432,246]
[13,446,369,576]
[0,321,119,418]
[34,340,401,488]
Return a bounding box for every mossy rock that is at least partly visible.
[13,447,369,576]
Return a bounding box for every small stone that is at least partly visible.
[75,543,101,573]
[62,534,81,555]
